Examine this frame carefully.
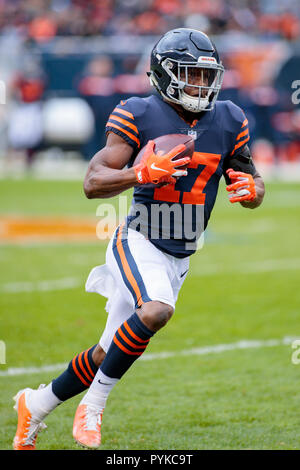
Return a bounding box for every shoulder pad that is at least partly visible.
[119,97,149,120]
[222,100,246,126]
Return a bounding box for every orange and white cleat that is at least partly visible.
[73,403,103,449]
[13,386,47,450]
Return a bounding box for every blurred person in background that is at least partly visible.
[77,55,117,158]
[77,54,152,157]
[7,59,46,168]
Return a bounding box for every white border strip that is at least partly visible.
[0,336,296,378]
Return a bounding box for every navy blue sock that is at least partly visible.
[52,344,98,401]
[100,312,154,379]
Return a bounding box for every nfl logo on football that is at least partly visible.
[188,130,197,140]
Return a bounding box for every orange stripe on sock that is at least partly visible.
[78,352,93,383]
[123,320,150,344]
[116,223,143,307]
[113,335,143,356]
[83,349,95,379]
[117,327,148,350]
[72,357,90,387]
[106,122,140,147]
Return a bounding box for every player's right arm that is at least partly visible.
[83,132,137,199]
[83,133,189,199]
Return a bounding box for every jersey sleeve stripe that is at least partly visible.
[105,122,140,147]
[230,135,250,156]
[109,113,139,134]
[236,128,249,141]
[114,107,134,120]
[241,118,248,128]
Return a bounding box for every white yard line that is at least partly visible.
[0,336,296,377]
[0,277,82,293]
[240,258,300,273]
[1,257,299,293]
[191,257,300,276]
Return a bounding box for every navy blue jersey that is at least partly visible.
[105,94,250,258]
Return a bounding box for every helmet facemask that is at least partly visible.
[151,56,224,113]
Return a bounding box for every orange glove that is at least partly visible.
[226,168,256,203]
[134,140,191,185]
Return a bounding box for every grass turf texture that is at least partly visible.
[0,178,300,450]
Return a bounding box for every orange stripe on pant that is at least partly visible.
[116,223,144,307]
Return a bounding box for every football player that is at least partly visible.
[13,28,264,450]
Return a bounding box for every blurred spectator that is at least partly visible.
[0,0,298,41]
[0,0,299,168]
[28,14,57,43]
[77,55,116,157]
[77,55,115,96]
[7,59,46,166]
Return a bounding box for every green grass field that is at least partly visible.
[0,178,300,450]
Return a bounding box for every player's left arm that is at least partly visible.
[223,144,265,209]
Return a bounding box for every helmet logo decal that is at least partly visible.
[198,56,217,63]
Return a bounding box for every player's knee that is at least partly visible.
[138,301,174,332]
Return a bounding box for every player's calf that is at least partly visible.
[72,303,173,448]
[92,344,106,367]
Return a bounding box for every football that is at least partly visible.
[133,133,194,187]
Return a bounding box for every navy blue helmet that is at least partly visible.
[148,28,224,113]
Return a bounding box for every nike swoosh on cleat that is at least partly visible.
[150,163,168,172]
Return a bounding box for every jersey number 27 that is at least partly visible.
[153,152,221,204]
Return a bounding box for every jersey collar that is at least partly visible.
[154,94,215,131]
